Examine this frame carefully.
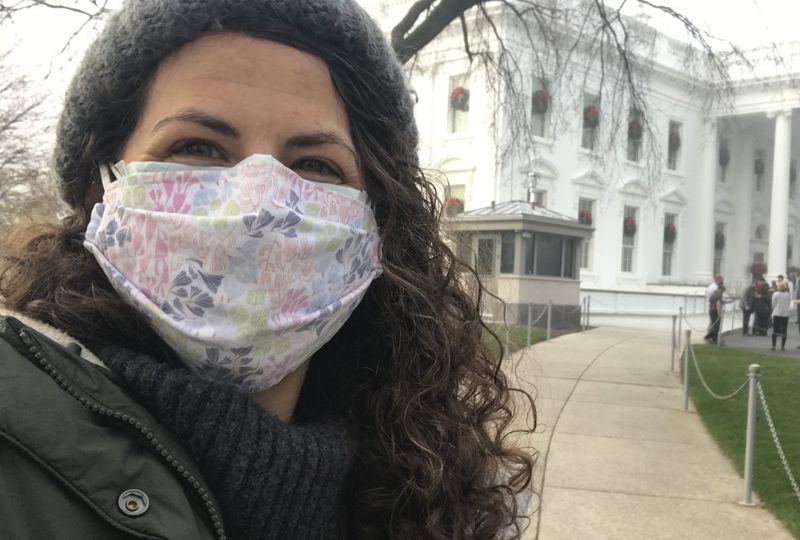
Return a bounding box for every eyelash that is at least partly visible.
[168,139,344,181]
[169,139,225,160]
[291,157,343,181]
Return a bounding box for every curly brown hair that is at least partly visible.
[0,23,536,540]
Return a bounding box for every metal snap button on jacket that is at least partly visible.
[118,489,149,517]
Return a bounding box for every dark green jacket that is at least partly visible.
[0,315,226,540]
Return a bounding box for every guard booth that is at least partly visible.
[446,200,593,327]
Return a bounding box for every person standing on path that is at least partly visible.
[753,279,771,336]
[771,282,791,351]
[740,281,755,336]
[706,274,723,301]
[705,285,725,344]
[796,283,800,348]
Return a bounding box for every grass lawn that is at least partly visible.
[690,344,800,538]
[483,323,570,356]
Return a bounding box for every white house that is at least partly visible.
[363,0,800,313]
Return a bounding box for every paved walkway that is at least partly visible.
[511,327,793,540]
[721,316,800,358]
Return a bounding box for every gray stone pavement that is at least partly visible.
[509,327,794,540]
[720,314,800,358]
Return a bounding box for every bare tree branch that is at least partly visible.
[459,12,474,64]
[1,0,110,19]
[391,0,437,50]
[392,0,481,64]
[0,52,66,225]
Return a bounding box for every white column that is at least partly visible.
[767,109,793,278]
[733,129,755,285]
[696,118,718,282]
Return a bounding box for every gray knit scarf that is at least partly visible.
[101,346,355,540]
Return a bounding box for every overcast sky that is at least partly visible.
[2,0,799,125]
[618,0,800,48]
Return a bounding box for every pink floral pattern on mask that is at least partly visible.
[85,155,382,392]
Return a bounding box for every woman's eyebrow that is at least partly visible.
[152,109,240,138]
[286,131,357,159]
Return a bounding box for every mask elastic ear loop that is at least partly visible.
[99,163,113,191]
[110,162,125,180]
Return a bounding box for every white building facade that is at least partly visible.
[363,1,800,307]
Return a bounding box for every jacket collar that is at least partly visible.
[0,304,105,368]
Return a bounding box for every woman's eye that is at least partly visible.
[170,140,223,160]
[292,158,342,183]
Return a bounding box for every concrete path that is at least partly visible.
[511,327,794,540]
[722,320,800,359]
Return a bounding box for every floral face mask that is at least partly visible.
[84,154,382,392]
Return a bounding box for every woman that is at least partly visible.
[771,282,791,351]
[705,285,725,345]
[739,281,755,336]
[753,278,771,336]
[0,1,534,538]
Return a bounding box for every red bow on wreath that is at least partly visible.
[445,196,463,216]
[628,119,643,141]
[668,131,681,150]
[450,86,470,111]
[623,217,637,237]
[583,105,600,129]
[664,223,677,244]
[533,89,550,114]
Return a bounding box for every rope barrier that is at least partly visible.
[688,343,748,400]
[685,341,800,508]
[528,304,549,326]
[681,312,722,334]
[757,382,800,504]
[583,296,652,315]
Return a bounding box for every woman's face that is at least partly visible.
[122,33,362,190]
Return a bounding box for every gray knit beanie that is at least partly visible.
[54,0,417,209]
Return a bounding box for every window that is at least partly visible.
[531,79,550,138]
[578,198,594,269]
[719,139,730,183]
[789,235,794,265]
[563,239,577,279]
[523,233,535,275]
[578,198,594,222]
[754,252,764,263]
[580,240,590,270]
[626,109,643,162]
[445,184,465,202]
[667,121,681,170]
[621,206,637,273]
[662,213,677,276]
[500,233,515,274]
[755,225,766,240]
[453,232,470,262]
[477,238,495,274]
[444,184,465,215]
[531,189,547,207]
[791,163,796,199]
[537,235,563,277]
[755,151,765,191]
[581,93,600,150]
[447,74,470,133]
[714,222,725,276]
[519,233,577,278]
